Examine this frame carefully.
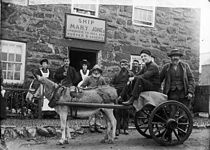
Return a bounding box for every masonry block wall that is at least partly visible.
[1,3,200,85]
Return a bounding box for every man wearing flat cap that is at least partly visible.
[122,49,161,105]
[160,49,195,110]
[110,59,134,135]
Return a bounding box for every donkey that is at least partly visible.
[26,74,118,145]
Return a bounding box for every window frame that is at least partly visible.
[1,40,26,84]
[132,5,156,27]
[71,0,99,18]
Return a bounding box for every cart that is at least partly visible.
[57,92,193,146]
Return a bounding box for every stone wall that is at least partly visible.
[1,3,200,85]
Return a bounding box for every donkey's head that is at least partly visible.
[26,71,58,102]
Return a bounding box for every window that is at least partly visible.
[1,40,26,84]
[71,0,99,17]
[132,5,155,27]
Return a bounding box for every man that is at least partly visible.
[49,57,80,107]
[131,59,141,75]
[54,57,80,87]
[122,49,161,105]
[160,49,195,109]
[80,64,106,133]
[110,59,134,135]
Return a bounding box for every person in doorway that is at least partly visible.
[80,64,106,133]
[160,49,195,110]
[121,49,161,105]
[77,59,90,87]
[110,59,134,135]
[0,65,8,150]
[131,59,141,76]
[50,57,81,108]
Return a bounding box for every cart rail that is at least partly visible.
[56,102,133,109]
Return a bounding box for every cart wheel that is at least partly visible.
[148,101,193,146]
[134,104,155,138]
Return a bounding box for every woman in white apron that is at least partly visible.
[78,59,90,87]
[36,59,54,111]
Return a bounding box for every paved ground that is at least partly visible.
[5,128,210,150]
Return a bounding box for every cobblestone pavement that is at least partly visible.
[1,117,210,150]
[4,128,210,150]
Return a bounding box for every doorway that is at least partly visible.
[69,47,98,72]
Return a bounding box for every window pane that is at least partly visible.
[1,52,7,61]
[14,72,20,80]
[8,53,15,61]
[15,64,21,71]
[16,54,22,62]
[2,62,7,70]
[7,71,14,79]
[8,63,14,71]
[2,71,6,79]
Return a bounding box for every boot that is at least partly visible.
[122,96,135,105]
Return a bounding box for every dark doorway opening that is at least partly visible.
[69,47,97,72]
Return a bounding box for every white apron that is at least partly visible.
[78,69,89,87]
[40,69,54,111]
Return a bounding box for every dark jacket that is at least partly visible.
[111,69,134,91]
[136,61,161,90]
[160,61,195,95]
[36,68,54,80]
[54,65,81,86]
[0,68,7,120]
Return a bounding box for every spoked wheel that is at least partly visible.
[148,101,193,146]
[134,104,155,138]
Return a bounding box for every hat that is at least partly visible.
[120,59,128,64]
[91,64,102,74]
[80,59,90,66]
[40,58,49,65]
[167,49,183,57]
[140,49,152,56]
[133,59,139,63]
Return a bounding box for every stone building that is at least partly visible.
[1,2,200,85]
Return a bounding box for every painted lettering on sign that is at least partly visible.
[65,14,106,42]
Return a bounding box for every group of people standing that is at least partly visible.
[0,48,195,142]
[111,48,195,136]
[27,48,196,136]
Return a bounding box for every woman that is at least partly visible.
[35,58,54,112]
[78,59,90,87]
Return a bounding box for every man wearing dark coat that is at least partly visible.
[110,59,134,135]
[122,49,161,105]
[49,57,80,107]
[160,49,195,109]
[54,57,81,87]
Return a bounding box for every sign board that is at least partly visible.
[65,14,106,42]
